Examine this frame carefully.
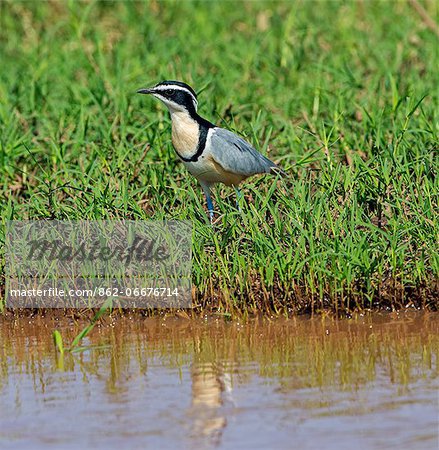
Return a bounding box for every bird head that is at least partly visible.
[137,80,198,114]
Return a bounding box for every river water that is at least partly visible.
[0,312,438,449]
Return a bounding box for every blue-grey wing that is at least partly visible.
[209,128,279,176]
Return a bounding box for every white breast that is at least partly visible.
[171,111,199,160]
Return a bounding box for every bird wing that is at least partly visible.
[208,128,280,177]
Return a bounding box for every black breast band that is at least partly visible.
[176,121,215,163]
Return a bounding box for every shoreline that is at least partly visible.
[1,276,437,317]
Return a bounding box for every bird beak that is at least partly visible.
[136,88,154,95]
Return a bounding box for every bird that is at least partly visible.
[137,80,285,221]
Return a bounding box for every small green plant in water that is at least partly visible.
[53,329,65,355]
[52,298,113,354]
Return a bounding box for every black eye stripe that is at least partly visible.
[154,87,198,111]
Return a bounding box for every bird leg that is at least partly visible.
[206,195,214,222]
[200,182,214,222]
[234,186,243,212]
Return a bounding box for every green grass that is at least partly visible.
[0,1,438,313]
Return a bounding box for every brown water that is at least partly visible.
[0,313,438,450]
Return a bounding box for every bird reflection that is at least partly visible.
[189,338,233,449]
